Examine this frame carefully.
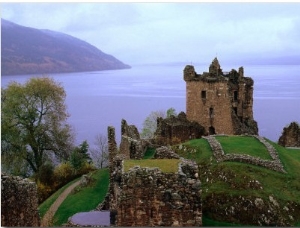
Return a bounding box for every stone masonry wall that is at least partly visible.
[1,173,40,227]
[116,159,202,226]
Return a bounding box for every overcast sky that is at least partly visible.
[2,2,300,66]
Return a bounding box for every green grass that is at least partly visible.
[203,214,243,226]
[174,138,213,163]
[215,135,272,160]
[38,177,81,218]
[52,168,109,226]
[143,147,156,159]
[123,159,179,173]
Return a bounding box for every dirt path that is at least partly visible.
[40,180,81,227]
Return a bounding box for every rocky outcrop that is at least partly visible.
[1,173,40,227]
[278,122,300,147]
[154,112,205,146]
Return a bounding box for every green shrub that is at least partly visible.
[38,162,54,186]
[77,162,97,176]
[37,181,54,204]
[53,162,74,184]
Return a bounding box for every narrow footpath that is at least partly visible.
[40,180,81,227]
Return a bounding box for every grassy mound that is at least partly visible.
[51,169,109,226]
[174,136,300,225]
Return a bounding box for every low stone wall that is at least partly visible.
[116,159,202,226]
[203,135,286,173]
[1,173,40,227]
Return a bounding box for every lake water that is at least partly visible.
[1,64,300,146]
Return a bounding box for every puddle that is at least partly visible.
[69,211,110,226]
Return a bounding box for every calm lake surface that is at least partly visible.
[2,64,300,146]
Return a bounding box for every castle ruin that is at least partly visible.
[184,58,258,135]
[108,120,202,226]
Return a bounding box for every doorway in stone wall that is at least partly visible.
[209,126,216,135]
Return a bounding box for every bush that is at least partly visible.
[38,162,54,186]
[77,162,97,176]
[53,162,74,185]
[37,181,54,204]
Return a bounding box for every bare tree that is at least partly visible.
[89,134,108,169]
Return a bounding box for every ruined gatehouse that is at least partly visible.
[184,58,258,135]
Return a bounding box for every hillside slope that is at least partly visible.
[1,19,131,75]
[174,136,300,226]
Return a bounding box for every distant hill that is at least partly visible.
[1,19,131,75]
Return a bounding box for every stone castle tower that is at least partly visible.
[184,58,258,135]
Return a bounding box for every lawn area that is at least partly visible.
[215,135,272,160]
[52,168,109,226]
[38,177,81,218]
[124,159,179,173]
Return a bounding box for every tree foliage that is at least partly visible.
[70,140,91,170]
[89,134,108,169]
[140,108,177,139]
[1,77,74,177]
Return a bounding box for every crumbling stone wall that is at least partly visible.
[115,160,202,226]
[154,146,180,159]
[1,173,40,227]
[155,111,205,146]
[278,122,300,147]
[184,58,258,136]
[119,119,149,159]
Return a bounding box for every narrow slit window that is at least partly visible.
[233,107,238,115]
[201,90,206,99]
[209,107,214,118]
[234,91,238,101]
